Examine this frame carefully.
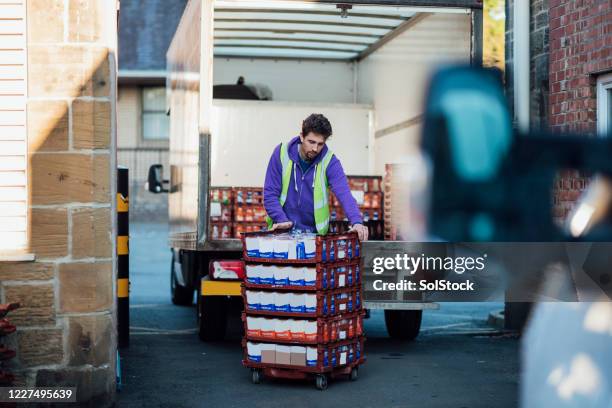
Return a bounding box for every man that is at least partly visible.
[264,113,369,241]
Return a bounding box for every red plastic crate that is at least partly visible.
[242,336,365,372]
[242,311,364,345]
[241,230,361,265]
[242,286,362,318]
[244,259,361,291]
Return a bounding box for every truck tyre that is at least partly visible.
[384,310,422,341]
[170,252,194,306]
[198,294,228,341]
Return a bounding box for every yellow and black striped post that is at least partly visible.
[117,166,129,348]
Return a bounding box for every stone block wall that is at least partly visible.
[0,0,117,405]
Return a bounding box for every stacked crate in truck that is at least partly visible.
[233,187,267,238]
[329,176,384,240]
[210,187,233,239]
[241,231,364,389]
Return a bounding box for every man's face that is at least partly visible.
[299,132,326,161]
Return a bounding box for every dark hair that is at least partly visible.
[302,113,332,140]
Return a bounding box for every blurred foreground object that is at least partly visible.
[522,302,612,408]
[421,65,612,242]
[566,176,612,238]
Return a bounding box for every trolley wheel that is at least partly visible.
[315,374,328,390]
[251,369,262,384]
[349,367,359,381]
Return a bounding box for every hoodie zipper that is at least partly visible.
[297,162,315,207]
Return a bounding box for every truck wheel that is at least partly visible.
[384,310,422,341]
[349,367,358,381]
[170,252,194,306]
[198,294,228,341]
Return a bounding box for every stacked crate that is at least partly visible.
[383,164,428,241]
[209,187,268,239]
[233,187,267,238]
[241,231,365,390]
[210,187,234,239]
[329,176,384,240]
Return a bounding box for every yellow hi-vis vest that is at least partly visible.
[265,142,334,235]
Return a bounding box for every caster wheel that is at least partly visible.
[251,369,262,384]
[315,374,328,390]
[349,367,358,381]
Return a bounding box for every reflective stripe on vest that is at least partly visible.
[265,141,333,235]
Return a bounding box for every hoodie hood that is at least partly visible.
[287,136,329,166]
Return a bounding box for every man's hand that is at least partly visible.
[271,221,293,231]
[349,223,369,241]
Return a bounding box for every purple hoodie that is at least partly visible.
[264,136,362,232]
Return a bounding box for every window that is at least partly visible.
[0,1,27,253]
[597,73,612,137]
[142,87,169,140]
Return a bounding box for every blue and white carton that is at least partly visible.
[305,294,317,314]
[304,267,317,287]
[247,342,261,362]
[258,237,274,258]
[245,237,260,257]
[245,290,260,310]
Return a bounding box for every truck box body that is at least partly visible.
[165,0,479,310]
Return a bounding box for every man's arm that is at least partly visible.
[263,144,291,224]
[326,157,363,226]
[326,157,368,240]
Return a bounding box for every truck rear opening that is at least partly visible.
[154,0,480,341]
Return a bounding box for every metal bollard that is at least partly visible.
[117,167,129,348]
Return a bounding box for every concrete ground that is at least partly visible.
[117,222,519,408]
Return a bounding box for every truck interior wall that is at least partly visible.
[210,100,373,187]
[213,58,355,103]
[356,12,471,175]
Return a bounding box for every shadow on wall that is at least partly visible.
[0,36,117,404]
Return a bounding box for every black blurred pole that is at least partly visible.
[117,167,129,348]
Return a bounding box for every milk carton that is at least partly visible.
[245,236,260,257]
[274,292,290,312]
[258,236,274,258]
[290,319,305,341]
[288,266,305,286]
[304,321,317,341]
[259,265,274,285]
[304,235,316,259]
[260,292,275,311]
[304,294,317,313]
[287,237,297,260]
[273,266,289,286]
[246,316,261,337]
[306,347,318,367]
[247,342,261,362]
[273,237,289,259]
[260,318,275,339]
[289,293,305,313]
[246,264,260,285]
[304,267,317,287]
[275,319,291,340]
[245,290,260,310]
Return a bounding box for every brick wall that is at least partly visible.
[549,0,611,134]
[0,1,117,405]
[549,0,610,221]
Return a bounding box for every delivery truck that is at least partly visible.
[147,0,483,341]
